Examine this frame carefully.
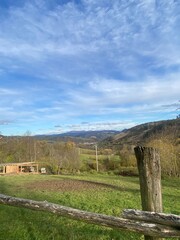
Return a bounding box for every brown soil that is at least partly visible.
[26,179,123,192]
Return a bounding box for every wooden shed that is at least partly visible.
[0,162,39,175]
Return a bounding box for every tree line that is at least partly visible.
[0,136,80,174]
[0,127,179,176]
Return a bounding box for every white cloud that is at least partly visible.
[0,0,179,135]
[0,88,19,95]
[88,74,180,105]
[0,0,179,74]
[65,121,136,132]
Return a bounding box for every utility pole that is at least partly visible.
[34,141,37,162]
[95,144,99,172]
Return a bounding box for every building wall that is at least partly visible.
[6,165,19,173]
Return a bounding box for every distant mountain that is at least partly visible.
[56,130,120,139]
[35,130,120,143]
[99,118,180,148]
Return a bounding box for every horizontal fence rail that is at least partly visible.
[0,194,180,238]
[122,209,180,228]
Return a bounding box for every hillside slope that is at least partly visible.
[99,118,180,148]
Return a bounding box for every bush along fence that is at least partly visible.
[0,146,180,239]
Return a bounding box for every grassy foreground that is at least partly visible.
[0,173,179,240]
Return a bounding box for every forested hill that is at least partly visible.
[99,118,180,148]
[35,130,120,143]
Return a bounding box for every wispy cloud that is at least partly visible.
[0,0,179,135]
[0,120,13,125]
[0,88,19,95]
[0,1,179,76]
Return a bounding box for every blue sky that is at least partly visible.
[0,0,180,136]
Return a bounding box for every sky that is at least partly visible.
[0,0,180,136]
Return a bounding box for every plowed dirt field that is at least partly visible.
[27,179,122,192]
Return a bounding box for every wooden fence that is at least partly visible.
[0,194,179,238]
[0,146,180,239]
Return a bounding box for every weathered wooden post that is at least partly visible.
[134,146,163,240]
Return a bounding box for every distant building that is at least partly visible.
[0,162,39,175]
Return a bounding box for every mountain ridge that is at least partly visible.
[99,118,180,148]
[34,130,121,143]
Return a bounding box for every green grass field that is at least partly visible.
[0,173,179,240]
